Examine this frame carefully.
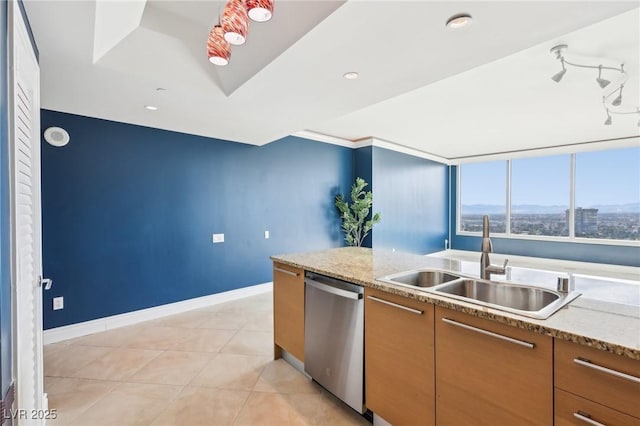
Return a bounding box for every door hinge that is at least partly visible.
[38,276,53,290]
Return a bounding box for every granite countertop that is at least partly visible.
[271,247,640,360]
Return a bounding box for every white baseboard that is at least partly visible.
[43,282,273,345]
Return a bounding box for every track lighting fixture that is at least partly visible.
[551,44,639,127]
[550,45,623,87]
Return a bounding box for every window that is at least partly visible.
[575,147,640,240]
[510,155,570,237]
[457,146,640,243]
[459,161,506,233]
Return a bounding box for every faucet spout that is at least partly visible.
[480,215,508,280]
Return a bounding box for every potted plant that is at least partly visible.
[335,177,381,247]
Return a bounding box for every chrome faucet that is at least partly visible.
[480,215,509,280]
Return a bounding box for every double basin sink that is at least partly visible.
[377,269,581,319]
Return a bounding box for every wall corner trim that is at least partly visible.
[43,282,273,344]
[364,137,452,165]
[293,131,452,164]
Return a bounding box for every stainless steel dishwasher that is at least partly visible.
[304,272,365,414]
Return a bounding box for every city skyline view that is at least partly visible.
[459,147,640,241]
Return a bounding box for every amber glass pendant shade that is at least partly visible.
[207,25,231,66]
[222,0,249,45]
[247,0,274,22]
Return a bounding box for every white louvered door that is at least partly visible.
[9,1,44,424]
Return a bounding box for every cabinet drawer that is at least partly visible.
[555,339,640,418]
[555,388,640,426]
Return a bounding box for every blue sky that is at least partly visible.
[576,147,640,207]
[460,147,640,207]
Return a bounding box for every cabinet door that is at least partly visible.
[555,388,640,426]
[273,262,305,361]
[555,338,640,418]
[435,307,553,426]
[365,288,435,426]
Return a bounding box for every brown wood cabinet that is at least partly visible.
[365,288,435,426]
[273,262,305,361]
[555,338,640,421]
[555,388,640,426]
[435,306,553,426]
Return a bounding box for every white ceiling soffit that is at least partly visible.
[25,1,639,156]
[93,0,146,63]
[98,0,347,96]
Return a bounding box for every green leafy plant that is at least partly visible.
[335,177,381,247]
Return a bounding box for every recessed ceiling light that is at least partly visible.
[144,105,158,111]
[343,72,359,80]
[446,13,472,29]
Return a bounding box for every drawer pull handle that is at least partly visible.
[442,318,535,349]
[274,267,299,277]
[574,412,606,426]
[573,358,640,384]
[367,296,423,315]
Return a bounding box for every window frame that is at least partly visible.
[456,152,640,247]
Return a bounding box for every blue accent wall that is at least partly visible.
[0,0,11,397]
[371,147,448,254]
[450,166,640,267]
[41,110,353,329]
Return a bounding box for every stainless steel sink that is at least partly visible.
[376,268,581,319]
[378,269,461,289]
[433,279,580,319]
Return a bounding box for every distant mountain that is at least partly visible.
[586,203,640,214]
[462,203,640,215]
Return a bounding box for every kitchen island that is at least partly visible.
[271,247,640,426]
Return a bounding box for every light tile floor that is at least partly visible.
[44,292,370,426]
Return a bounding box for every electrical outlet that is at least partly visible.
[264,230,270,239]
[53,297,64,310]
[212,233,225,243]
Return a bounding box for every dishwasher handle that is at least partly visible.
[305,278,363,300]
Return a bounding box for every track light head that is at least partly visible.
[596,65,610,88]
[551,68,566,83]
[550,48,567,83]
[604,109,612,125]
[612,84,624,106]
[612,95,622,106]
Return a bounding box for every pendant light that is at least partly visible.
[207,25,231,66]
[247,0,274,22]
[222,0,249,45]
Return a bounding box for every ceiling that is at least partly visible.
[24,1,640,159]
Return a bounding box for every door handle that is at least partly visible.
[39,277,53,290]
